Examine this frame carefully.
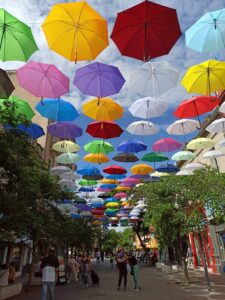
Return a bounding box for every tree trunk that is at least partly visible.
[25,240,37,292]
[198,233,211,292]
[176,233,190,284]
[182,256,190,284]
[133,227,146,250]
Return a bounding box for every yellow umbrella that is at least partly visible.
[42,2,108,62]
[152,171,170,177]
[131,164,154,175]
[121,201,129,206]
[83,153,109,164]
[181,59,225,95]
[100,178,119,184]
[116,186,131,191]
[105,202,120,208]
[52,141,80,153]
[83,97,123,121]
[92,220,101,226]
[187,137,214,150]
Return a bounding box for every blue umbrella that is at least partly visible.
[91,202,104,208]
[106,174,126,180]
[71,212,81,219]
[104,197,119,203]
[186,8,225,53]
[77,165,100,176]
[100,184,117,189]
[63,199,73,204]
[117,139,147,153]
[35,98,78,121]
[76,204,92,211]
[79,187,95,192]
[156,163,179,173]
[5,122,45,139]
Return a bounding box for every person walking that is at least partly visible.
[67,255,79,283]
[116,249,127,291]
[81,252,91,288]
[128,251,140,291]
[96,250,101,263]
[40,247,59,300]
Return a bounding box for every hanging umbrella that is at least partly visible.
[122,178,140,184]
[143,176,160,183]
[106,174,126,180]
[42,2,108,62]
[60,172,80,181]
[176,170,193,176]
[74,62,125,97]
[187,138,214,150]
[141,152,168,168]
[151,171,169,177]
[0,96,34,120]
[101,179,119,184]
[156,163,179,173]
[84,140,114,154]
[52,141,80,153]
[98,193,112,199]
[79,179,97,186]
[172,151,196,161]
[117,139,147,153]
[5,122,45,139]
[0,9,38,62]
[86,121,123,139]
[56,153,80,165]
[77,165,100,176]
[218,139,225,148]
[105,202,120,208]
[203,150,225,159]
[84,153,109,164]
[76,204,92,212]
[83,174,103,181]
[181,60,225,95]
[113,153,139,163]
[103,165,127,175]
[114,193,128,199]
[127,121,158,136]
[130,174,150,179]
[59,179,77,191]
[152,138,182,152]
[17,61,69,99]
[129,97,168,119]
[184,163,206,171]
[50,166,71,176]
[35,98,78,121]
[116,186,131,191]
[79,187,95,192]
[206,118,225,133]
[129,61,179,96]
[111,1,181,61]
[185,8,225,53]
[0,69,14,98]
[220,102,225,114]
[83,97,123,121]
[47,122,82,139]
[99,183,117,189]
[167,119,200,140]
[74,198,87,204]
[131,164,154,175]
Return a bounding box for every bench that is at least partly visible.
[0,283,22,299]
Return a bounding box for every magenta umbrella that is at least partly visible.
[122,177,140,184]
[114,192,128,199]
[17,61,69,99]
[152,138,182,152]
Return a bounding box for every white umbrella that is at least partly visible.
[50,166,71,176]
[218,139,225,148]
[151,171,170,177]
[56,153,80,164]
[172,151,196,161]
[167,119,200,136]
[203,150,225,159]
[59,179,77,191]
[126,120,159,136]
[129,61,179,96]
[60,172,80,181]
[176,170,193,176]
[206,118,225,133]
[184,163,205,170]
[219,102,225,114]
[129,97,168,119]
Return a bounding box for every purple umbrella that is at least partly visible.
[47,122,82,139]
[73,62,125,98]
[17,61,69,98]
[76,204,92,212]
[130,174,150,179]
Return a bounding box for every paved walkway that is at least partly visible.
[12,261,225,300]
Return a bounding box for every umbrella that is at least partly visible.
[71,213,81,219]
[143,176,160,183]
[187,138,214,150]
[131,164,154,175]
[98,193,112,199]
[181,59,225,95]
[105,202,120,208]
[86,121,123,139]
[50,166,71,176]
[129,61,179,96]
[203,150,225,159]
[166,119,200,141]
[42,2,108,62]
[79,187,95,193]
[151,171,169,177]
[184,163,206,171]
[152,138,182,152]
[59,179,77,191]
[130,174,150,179]
[156,164,179,173]
[74,62,125,97]
[52,141,80,153]
[47,122,82,139]
[0,9,38,61]
[5,122,45,139]
[220,102,225,114]
[185,8,225,53]
[84,153,109,164]
[0,69,14,98]
[111,1,181,61]
[127,121,158,136]
[83,98,123,121]
[129,97,168,119]
[73,198,87,204]
[0,96,34,120]
[113,153,139,163]
[122,178,140,184]
[172,151,196,161]
[116,186,131,191]
[99,183,117,189]
[176,170,193,176]
[35,98,78,121]
[114,193,128,199]
[84,140,114,154]
[206,118,225,133]
[101,179,119,184]
[106,174,126,180]
[79,179,97,186]
[17,61,69,99]
[56,153,80,165]
[141,152,168,167]
[83,174,103,181]
[103,165,127,175]
[117,139,147,153]
[77,165,100,176]
[218,139,225,148]
[60,172,80,181]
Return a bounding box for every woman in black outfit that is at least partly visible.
[116,251,127,291]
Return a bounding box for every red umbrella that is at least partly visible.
[103,165,127,174]
[111,0,181,61]
[86,121,123,139]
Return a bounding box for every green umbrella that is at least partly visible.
[79,179,97,186]
[0,96,34,120]
[56,153,80,164]
[0,9,38,61]
[142,152,168,168]
[84,140,114,154]
[171,151,196,161]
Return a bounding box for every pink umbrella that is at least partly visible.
[97,188,113,192]
[17,61,69,99]
[114,192,128,199]
[120,182,135,188]
[152,138,182,152]
[122,177,140,184]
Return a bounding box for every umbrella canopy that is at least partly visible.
[116,186,131,191]
[127,121,158,136]
[83,97,123,121]
[114,193,128,199]
[52,141,80,153]
[35,98,78,121]
[77,165,100,176]
[203,150,225,159]
[86,121,123,139]
[122,178,140,184]
[167,119,200,135]
[50,166,71,176]
[113,153,139,163]
[129,61,179,97]
[206,118,225,133]
[79,179,97,186]
[220,102,225,114]
[156,163,179,173]
[56,153,79,165]
[131,164,154,175]
[60,172,80,181]
[103,165,127,175]
[117,139,147,153]
[47,122,82,139]
[101,179,119,184]
[105,202,120,208]
[6,122,44,139]
[187,138,214,150]
[84,140,114,154]
[185,8,225,53]
[0,9,38,61]
[181,60,225,95]
[98,193,112,199]
[99,184,117,189]
[0,69,15,98]
[42,1,108,62]
[151,171,169,177]
[74,62,125,97]
[111,1,181,61]
[79,187,95,192]
[83,174,103,180]
[172,151,196,161]
[106,174,126,180]
[59,179,77,191]
[84,153,109,164]
[130,174,150,179]
[176,170,193,176]
[141,152,168,163]
[129,97,168,119]
[184,163,206,171]
[17,61,69,98]
[152,138,182,152]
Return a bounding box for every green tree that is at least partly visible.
[119,228,135,249]
[102,229,120,252]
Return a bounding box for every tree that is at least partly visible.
[119,228,135,249]
[102,229,120,252]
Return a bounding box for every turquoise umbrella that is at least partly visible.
[171,151,196,161]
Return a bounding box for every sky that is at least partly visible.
[1,0,225,187]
